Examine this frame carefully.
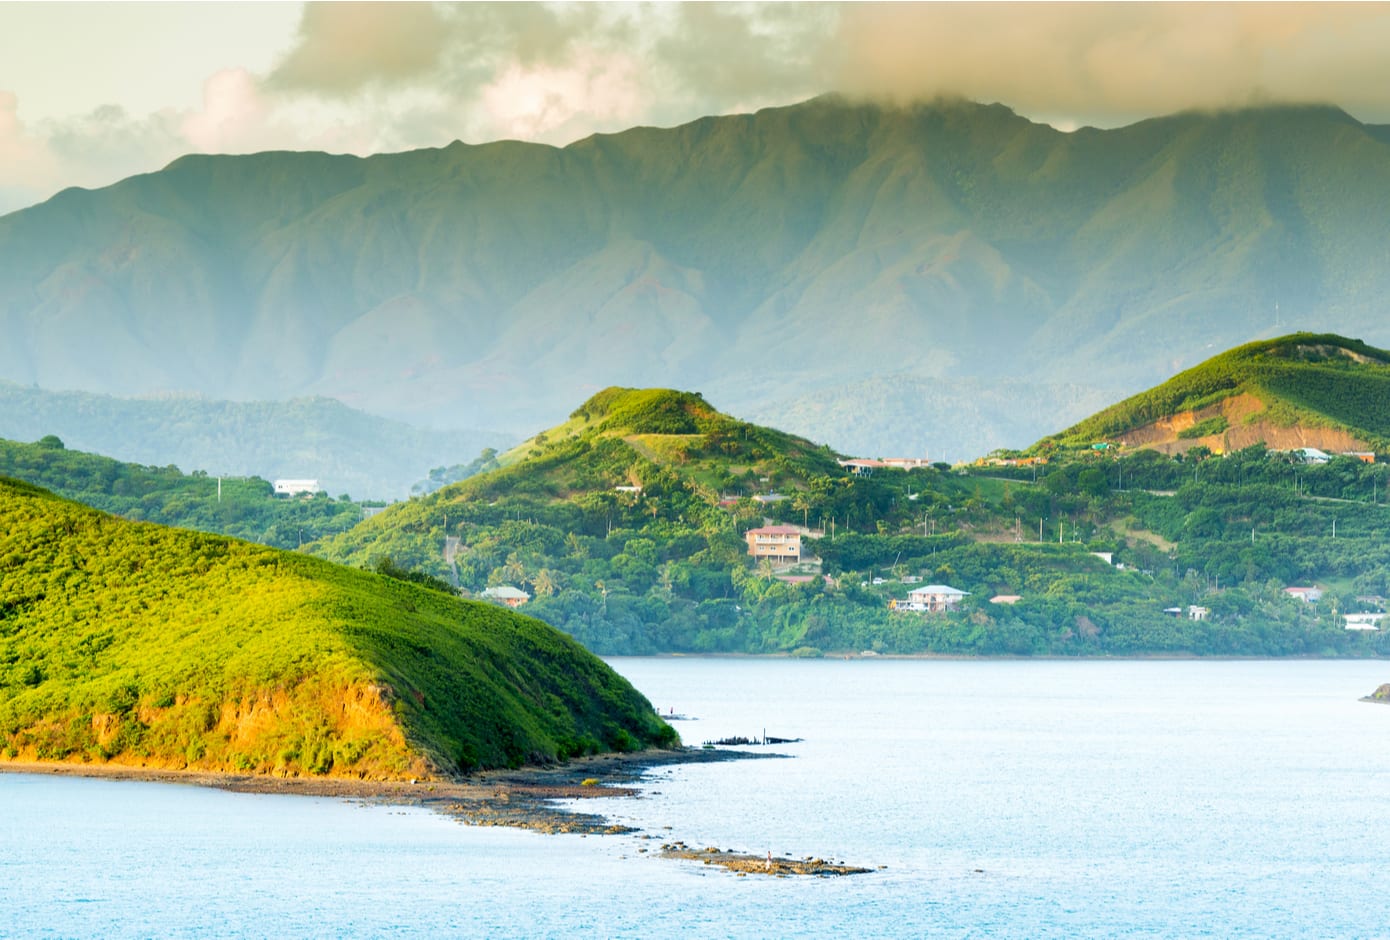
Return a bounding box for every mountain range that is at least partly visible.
[4,95,1390,457]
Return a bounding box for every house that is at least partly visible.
[1284,586,1323,603]
[273,479,321,497]
[1187,605,1210,621]
[1291,448,1331,465]
[1344,612,1384,631]
[880,457,931,470]
[614,485,643,493]
[892,584,969,613]
[480,585,530,608]
[745,525,802,563]
[1343,452,1376,464]
[839,459,885,476]
[1090,552,1114,566]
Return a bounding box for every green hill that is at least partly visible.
[0,477,675,778]
[5,97,1390,455]
[1039,333,1390,455]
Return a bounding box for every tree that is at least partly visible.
[532,568,559,597]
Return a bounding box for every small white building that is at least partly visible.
[273,478,321,497]
[1187,605,1210,621]
[1344,612,1384,631]
[893,585,969,614]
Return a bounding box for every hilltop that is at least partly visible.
[4,97,1390,455]
[1039,333,1390,455]
[0,477,675,778]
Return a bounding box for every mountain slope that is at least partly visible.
[0,477,674,776]
[1039,333,1390,454]
[5,97,1390,452]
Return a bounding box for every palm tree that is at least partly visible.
[501,552,525,585]
[532,568,558,598]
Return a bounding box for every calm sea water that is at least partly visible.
[5,658,1390,939]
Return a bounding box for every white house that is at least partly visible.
[273,479,321,497]
[893,585,969,613]
[1344,612,1384,631]
[1284,586,1323,603]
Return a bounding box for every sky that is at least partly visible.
[3,1,1390,214]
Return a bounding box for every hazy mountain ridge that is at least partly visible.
[4,96,1390,453]
[0,383,512,499]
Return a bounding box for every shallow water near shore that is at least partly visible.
[7,658,1390,938]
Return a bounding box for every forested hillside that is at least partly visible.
[311,384,1390,658]
[0,435,364,550]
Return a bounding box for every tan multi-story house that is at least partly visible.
[744,525,802,563]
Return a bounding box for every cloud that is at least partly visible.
[829,3,1390,126]
[268,2,452,94]
[181,69,275,153]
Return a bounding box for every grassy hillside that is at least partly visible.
[1040,333,1390,454]
[0,478,674,777]
[5,98,1390,456]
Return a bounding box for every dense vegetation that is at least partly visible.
[312,386,1390,658]
[0,478,675,776]
[0,435,365,550]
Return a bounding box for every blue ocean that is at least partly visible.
[5,658,1390,938]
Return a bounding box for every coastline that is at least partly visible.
[3,746,873,876]
[0,747,767,836]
